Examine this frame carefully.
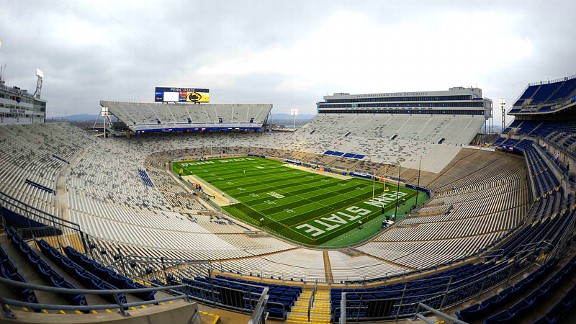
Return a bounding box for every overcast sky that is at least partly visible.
[1,0,576,124]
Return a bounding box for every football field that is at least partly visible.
[173,157,426,247]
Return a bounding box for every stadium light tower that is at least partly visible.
[101,107,110,138]
[290,109,298,130]
[34,69,44,99]
[394,162,401,221]
[499,98,506,132]
[414,156,422,208]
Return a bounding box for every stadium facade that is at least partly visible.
[0,80,46,125]
[317,86,492,118]
[101,100,272,134]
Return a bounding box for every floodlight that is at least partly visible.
[36,69,44,78]
[101,107,109,116]
[290,109,298,129]
[499,98,507,131]
[0,39,2,48]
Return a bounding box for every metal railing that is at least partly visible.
[85,240,212,280]
[413,303,468,324]
[0,276,193,319]
[184,278,288,320]
[334,222,576,323]
[308,279,318,322]
[248,287,269,324]
[0,191,88,252]
[0,191,82,233]
[332,251,539,322]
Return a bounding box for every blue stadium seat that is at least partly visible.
[37,239,127,305]
[185,275,300,318]
[4,226,87,306]
[64,246,155,301]
[0,248,39,305]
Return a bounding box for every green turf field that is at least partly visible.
[173,157,428,247]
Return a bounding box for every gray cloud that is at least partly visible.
[1,0,575,124]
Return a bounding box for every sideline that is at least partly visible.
[283,163,352,180]
[183,174,239,206]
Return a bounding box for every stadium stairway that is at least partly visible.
[322,251,333,284]
[285,289,331,323]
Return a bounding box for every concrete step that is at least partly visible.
[285,320,331,324]
[288,313,331,320]
[291,305,331,312]
[287,315,331,322]
[289,311,331,317]
[290,308,331,316]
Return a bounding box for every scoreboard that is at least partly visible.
[155,87,210,103]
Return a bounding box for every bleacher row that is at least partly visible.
[102,101,272,132]
[359,232,505,271]
[512,76,576,112]
[323,150,365,159]
[331,260,522,320]
[493,138,565,202]
[0,240,39,305]
[500,120,576,159]
[431,172,525,204]
[140,150,210,212]
[39,239,129,305]
[355,157,529,271]
[332,208,576,321]
[0,123,91,217]
[509,76,576,115]
[456,257,558,322]
[1,226,163,310]
[458,252,576,323]
[327,113,575,321]
[146,169,207,211]
[431,154,523,194]
[179,275,301,319]
[70,209,244,258]
[67,140,170,212]
[119,113,480,173]
[488,208,576,262]
[292,114,484,172]
[303,114,483,145]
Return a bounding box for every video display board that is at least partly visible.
[155,87,210,103]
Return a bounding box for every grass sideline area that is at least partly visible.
[173,157,428,247]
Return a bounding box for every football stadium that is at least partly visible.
[1,65,576,324]
[173,157,423,247]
